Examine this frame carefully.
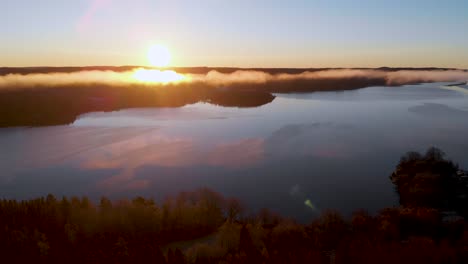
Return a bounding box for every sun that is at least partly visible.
[148,44,171,67]
[132,44,185,83]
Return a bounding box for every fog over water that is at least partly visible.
[1,82,467,221]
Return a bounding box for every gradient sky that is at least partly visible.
[2,0,468,68]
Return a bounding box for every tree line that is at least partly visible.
[0,147,467,263]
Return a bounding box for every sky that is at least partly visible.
[2,0,468,68]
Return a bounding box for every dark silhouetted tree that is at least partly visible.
[226,198,244,222]
[390,147,466,214]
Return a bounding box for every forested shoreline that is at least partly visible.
[1,147,467,263]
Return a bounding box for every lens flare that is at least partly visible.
[304,199,317,211]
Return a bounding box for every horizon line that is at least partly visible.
[1,65,467,71]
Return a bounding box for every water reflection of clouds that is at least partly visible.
[73,105,242,127]
[79,131,265,191]
[408,103,468,118]
[0,127,160,181]
[205,138,264,167]
[266,122,357,159]
[2,83,468,220]
[79,122,359,193]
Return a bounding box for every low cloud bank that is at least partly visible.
[0,70,138,89]
[1,68,467,90]
[196,69,468,87]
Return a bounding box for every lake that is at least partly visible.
[1,82,467,221]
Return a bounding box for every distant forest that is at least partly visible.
[1,147,467,263]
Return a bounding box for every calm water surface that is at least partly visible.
[1,83,467,221]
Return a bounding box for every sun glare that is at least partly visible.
[132,44,185,84]
[148,44,171,67]
[133,69,185,84]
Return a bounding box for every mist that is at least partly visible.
[1,68,467,90]
[1,67,467,127]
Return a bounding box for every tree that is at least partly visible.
[226,198,244,222]
[390,147,466,213]
[167,248,186,264]
[239,224,260,262]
